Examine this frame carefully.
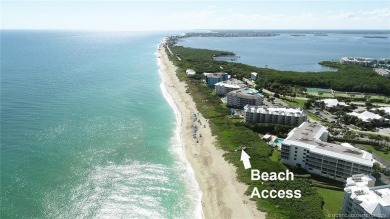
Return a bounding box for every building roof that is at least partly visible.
[345,174,390,218]
[215,78,247,89]
[348,111,385,122]
[262,134,272,140]
[378,107,390,115]
[284,122,374,166]
[346,174,376,188]
[245,105,306,117]
[321,99,348,108]
[340,57,375,62]
[227,88,264,100]
[186,69,196,75]
[203,72,228,78]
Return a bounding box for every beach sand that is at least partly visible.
[158,44,266,219]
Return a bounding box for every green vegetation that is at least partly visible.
[270,150,281,162]
[306,88,334,98]
[359,144,390,161]
[281,98,306,108]
[341,114,389,131]
[168,45,390,95]
[237,123,294,138]
[167,45,326,218]
[314,187,344,216]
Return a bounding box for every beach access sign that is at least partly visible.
[241,150,302,199]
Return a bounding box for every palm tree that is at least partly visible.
[318,91,323,100]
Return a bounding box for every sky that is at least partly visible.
[1,0,390,31]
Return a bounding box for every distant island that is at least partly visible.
[291,34,306,37]
[363,36,388,39]
[183,32,280,38]
[313,32,328,36]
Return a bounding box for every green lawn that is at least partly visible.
[270,150,281,162]
[333,92,388,101]
[306,111,321,122]
[315,187,344,217]
[306,88,334,98]
[359,144,390,161]
[282,98,306,108]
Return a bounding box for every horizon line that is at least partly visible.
[1,28,390,32]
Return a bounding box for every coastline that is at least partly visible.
[157,42,266,219]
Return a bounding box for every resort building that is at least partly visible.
[374,68,390,78]
[244,105,307,126]
[340,57,375,67]
[377,107,390,116]
[215,78,247,96]
[348,111,388,123]
[186,69,196,76]
[250,72,258,81]
[340,174,390,218]
[319,98,348,110]
[281,122,374,182]
[226,88,263,109]
[203,72,229,86]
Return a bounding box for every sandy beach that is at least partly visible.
[158,44,266,219]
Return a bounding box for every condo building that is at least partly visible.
[244,105,307,126]
[319,98,349,110]
[348,111,389,123]
[203,72,229,86]
[340,174,390,218]
[226,88,263,109]
[250,72,258,81]
[281,122,374,182]
[215,78,247,96]
[340,57,375,67]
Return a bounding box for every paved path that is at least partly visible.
[351,101,390,107]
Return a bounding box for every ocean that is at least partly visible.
[178,31,390,72]
[1,31,202,218]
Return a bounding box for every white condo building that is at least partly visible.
[348,111,388,123]
[281,122,374,182]
[340,174,390,219]
[320,98,348,109]
[245,105,307,126]
[215,78,247,96]
[203,72,229,86]
[340,57,375,67]
[250,72,258,81]
[226,88,264,109]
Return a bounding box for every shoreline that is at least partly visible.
[157,42,266,219]
[157,53,204,218]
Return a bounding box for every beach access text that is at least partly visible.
[250,169,302,199]
[251,169,294,181]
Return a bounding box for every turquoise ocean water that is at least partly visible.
[1,31,202,218]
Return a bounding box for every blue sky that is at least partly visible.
[1,1,390,30]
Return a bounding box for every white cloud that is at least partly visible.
[362,8,390,19]
[173,7,390,29]
[329,11,357,20]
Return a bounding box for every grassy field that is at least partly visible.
[282,98,307,108]
[333,91,388,101]
[333,92,364,98]
[270,150,281,162]
[359,144,390,161]
[306,87,334,98]
[315,187,344,217]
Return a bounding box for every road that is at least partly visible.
[351,101,390,107]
